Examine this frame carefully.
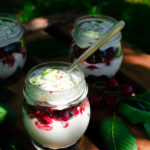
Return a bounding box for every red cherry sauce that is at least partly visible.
[25,100,88,131]
[72,44,118,67]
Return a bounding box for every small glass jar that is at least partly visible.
[71,15,123,78]
[22,62,90,149]
[0,13,26,84]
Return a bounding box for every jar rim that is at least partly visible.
[74,15,122,44]
[74,14,118,30]
[24,61,87,107]
[25,61,85,93]
[0,13,24,47]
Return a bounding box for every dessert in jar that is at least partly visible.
[0,14,26,84]
[23,62,90,149]
[71,15,123,78]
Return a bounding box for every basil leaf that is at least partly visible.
[100,116,137,150]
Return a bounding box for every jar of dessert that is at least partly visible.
[71,15,123,78]
[0,13,26,84]
[23,62,90,149]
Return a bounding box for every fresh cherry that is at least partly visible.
[106,78,119,90]
[89,94,103,109]
[120,84,134,96]
[104,94,120,108]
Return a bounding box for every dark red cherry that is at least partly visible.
[106,78,119,90]
[86,65,99,70]
[2,55,15,67]
[104,95,120,108]
[120,84,134,96]
[61,111,70,121]
[89,94,103,109]
[57,110,70,122]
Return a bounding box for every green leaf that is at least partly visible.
[100,116,137,150]
[119,102,150,124]
[135,91,150,110]
[0,103,18,125]
[143,121,150,139]
[0,106,7,123]
[135,91,150,100]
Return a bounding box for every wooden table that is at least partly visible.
[3,11,150,150]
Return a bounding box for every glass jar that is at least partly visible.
[0,13,26,84]
[22,62,90,149]
[71,15,123,78]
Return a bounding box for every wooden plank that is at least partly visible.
[78,136,99,150]
[121,41,150,90]
[23,10,84,33]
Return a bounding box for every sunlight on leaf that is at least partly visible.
[88,6,101,15]
[100,116,137,150]
[126,0,150,5]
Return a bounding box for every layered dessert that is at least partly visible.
[0,40,26,79]
[71,15,123,77]
[0,14,26,83]
[23,66,90,149]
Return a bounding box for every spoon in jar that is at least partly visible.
[68,20,125,72]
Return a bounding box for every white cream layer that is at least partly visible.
[23,103,90,149]
[25,67,87,106]
[79,54,123,77]
[0,52,26,79]
[29,68,81,91]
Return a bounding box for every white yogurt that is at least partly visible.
[79,54,123,77]
[25,67,87,106]
[23,100,90,149]
[29,68,81,91]
[0,52,26,79]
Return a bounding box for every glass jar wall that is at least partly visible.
[71,15,123,78]
[22,62,90,149]
[0,14,26,84]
